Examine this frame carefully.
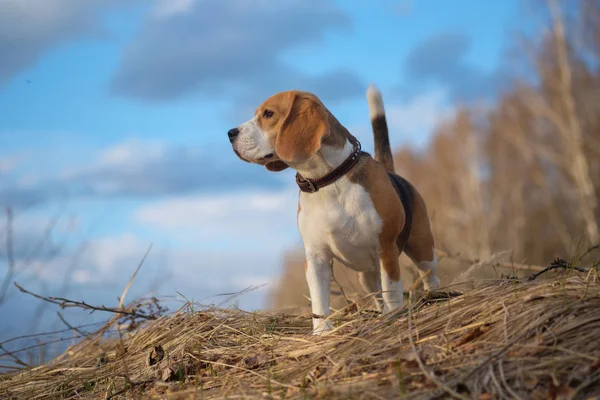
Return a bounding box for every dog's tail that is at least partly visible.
[367,84,395,173]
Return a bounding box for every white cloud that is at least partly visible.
[134,189,299,246]
[85,233,151,275]
[20,233,152,288]
[232,274,271,289]
[72,269,93,285]
[127,188,301,308]
[96,139,168,169]
[16,231,276,299]
[153,0,195,18]
[9,199,296,308]
[0,208,78,260]
[110,0,362,104]
[56,138,288,197]
[386,89,454,148]
[0,155,23,175]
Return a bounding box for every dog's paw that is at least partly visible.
[381,300,404,316]
[311,319,334,335]
[424,276,441,291]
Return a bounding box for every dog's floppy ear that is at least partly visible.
[265,160,289,172]
[276,93,330,163]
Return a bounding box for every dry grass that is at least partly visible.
[2,271,600,399]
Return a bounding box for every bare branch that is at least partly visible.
[0,343,28,367]
[436,248,546,273]
[13,282,158,321]
[0,321,103,346]
[56,312,89,338]
[0,335,86,358]
[528,257,588,280]
[580,243,600,260]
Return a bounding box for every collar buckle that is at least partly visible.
[304,179,318,193]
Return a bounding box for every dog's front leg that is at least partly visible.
[305,255,333,335]
[380,244,404,314]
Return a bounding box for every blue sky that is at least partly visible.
[0,0,527,342]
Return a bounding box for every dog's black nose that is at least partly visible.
[228,128,239,142]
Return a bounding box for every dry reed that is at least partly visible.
[1,271,599,399]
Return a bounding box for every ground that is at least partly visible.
[1,271,600,399]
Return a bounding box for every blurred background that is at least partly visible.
[1,0,599,366]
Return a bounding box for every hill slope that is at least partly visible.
[2,273,600,399]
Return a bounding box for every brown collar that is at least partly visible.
[296,137,364,193]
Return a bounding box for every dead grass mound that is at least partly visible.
[2,274,600,399]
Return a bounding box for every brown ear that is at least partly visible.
[265,160,289,172]
[276,93,330,163]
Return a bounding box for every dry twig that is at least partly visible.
[528,257,587,281]
[13,282,158,320]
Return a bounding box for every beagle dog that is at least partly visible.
[228,85,440,334]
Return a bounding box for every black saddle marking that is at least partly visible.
[387,172,414,252]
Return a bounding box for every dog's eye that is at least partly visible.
[263,109,274,118]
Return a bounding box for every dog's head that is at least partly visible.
[228,90,330,172]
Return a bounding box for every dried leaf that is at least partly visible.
[242,352,270,370]
[156,360,184,383]
[199,353,220,369]
[535,335,545,346]
[147,345,165,367]
[547,382,574,400]
[161,365,175,382]
[306,365,326,383]
[341,301,358,315]
[95,354,107,367]
[453,324,490,348]
[403,352,421,369]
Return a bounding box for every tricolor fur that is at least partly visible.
[228,86,440,334]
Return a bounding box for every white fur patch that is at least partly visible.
[367,84,385,119]
[298,175,383,274]
[413,248,441,290]
[305,255,334,334]
[233,117,274,162]
[298,159,384,334]
[381,277,403,314]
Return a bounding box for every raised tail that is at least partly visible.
[367,84,395,173]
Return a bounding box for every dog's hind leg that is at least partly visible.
[357,270,383,312]
[405,245,440,291]
[404,191,441,291]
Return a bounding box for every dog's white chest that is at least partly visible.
[298,178,383,271]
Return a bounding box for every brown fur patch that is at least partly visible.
[255,91,296,147]
[347,155,403,281]
[322,111,349,148]
[404,190,436,262]
[348,154,436,277]
[255,91,330,163]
